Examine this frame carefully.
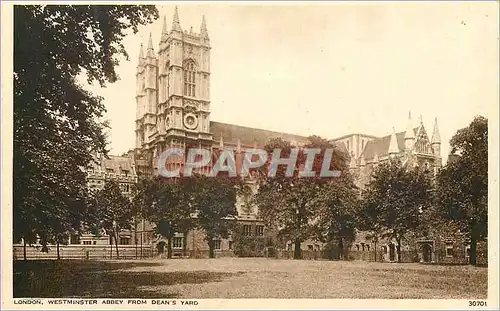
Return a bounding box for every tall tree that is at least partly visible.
[88,180,133,258]
[13,5,158,250]
[435,116,488,265]
[133,176,196,259]
[312,173,360,260]
[362,158,433,262]
[191,174,239,259]
[255,136,349,259]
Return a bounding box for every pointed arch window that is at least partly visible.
[184,61,196,97]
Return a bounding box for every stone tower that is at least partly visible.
[135,7,213,175]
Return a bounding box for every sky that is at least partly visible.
[81,2,499,161]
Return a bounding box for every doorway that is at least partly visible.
[157,241,166,256]
[422,243,432,263]
[389,243,396,262]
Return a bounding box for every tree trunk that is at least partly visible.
[397,238,402,263]
[338,238,344,260]
[374,240,377,262]
[208,240,215,259]
[167,236,172,259]
[23,239,27,261]
[293,238,301,259]
[110,237,113,259]
[470,236,477,265]
[114,232,120,259]
[57,241,60,260]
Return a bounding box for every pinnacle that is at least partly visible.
[405,111,415,140]
[431,117,441,144]
[171,6,182,32]
[200,14,208,38]
[146,33,155,57]
[161,15,168,38]
[388,126,399,154]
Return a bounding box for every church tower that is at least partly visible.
[135,7,213,174]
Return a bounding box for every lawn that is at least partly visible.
[13,258,487,299]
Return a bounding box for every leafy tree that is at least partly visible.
[312,174,360,260]
[133,176,196,258]
[255,136,349,259]
[13,5,159,254]
[191,174,239,259]
[88,180,133,258]
[435,116,488,265]
[362,158,433,262]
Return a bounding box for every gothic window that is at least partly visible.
[346,140,350,151]
[184,61,196,97]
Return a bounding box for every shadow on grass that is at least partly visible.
[14,260,244,298]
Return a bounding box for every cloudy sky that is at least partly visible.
[82,2,498,161]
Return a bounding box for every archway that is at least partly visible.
[157,241,166,255]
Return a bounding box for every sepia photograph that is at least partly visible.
[2,1,498,309]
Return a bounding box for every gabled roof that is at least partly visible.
[361,127,419,161]
[100,155,136,175]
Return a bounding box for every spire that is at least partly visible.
[161,15,168,40]
[404,111,415,140]
[146,33,155,57]
[219,136,224,149]
[171,6,182,32]
[388,127,399,154]
[138,43,144,59]
[431,117,441,144]
[200,15,209,38]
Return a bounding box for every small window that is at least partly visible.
[83,241,92,245]
[120,237,131,245]
[356,244,360,251]
[70,235,80,245]
[255,225,264,237]
[93,241,97,245]
[173,237,183,249]
[213,239,221,250]
[361,243,365,251]
[366,244,370,251]
[465,245,471,259]
[307,245,313,251]
[445,244,454,257]
[243,225,252,236]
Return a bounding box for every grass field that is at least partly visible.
[13,258,487,299]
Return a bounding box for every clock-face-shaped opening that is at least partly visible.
[183,114,198,130]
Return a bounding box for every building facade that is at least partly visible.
[128,9,449,260]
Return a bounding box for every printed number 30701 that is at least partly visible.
[469,301,487,307]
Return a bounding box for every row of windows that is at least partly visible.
[242,225,264,237]
[354,244,371,251]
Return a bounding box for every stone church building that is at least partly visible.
[26,8,476,264]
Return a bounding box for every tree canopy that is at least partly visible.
[435,116,488,265]
[13,5,159,250]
